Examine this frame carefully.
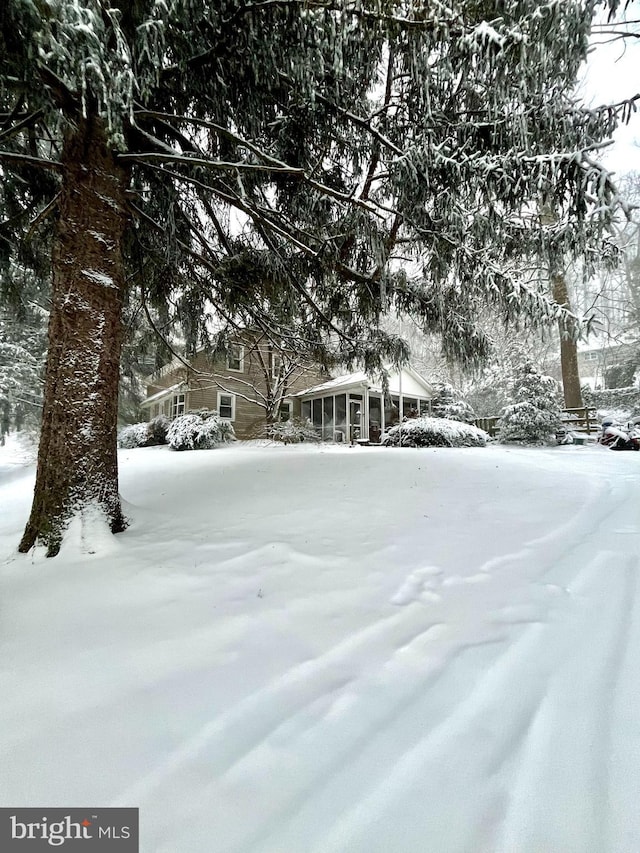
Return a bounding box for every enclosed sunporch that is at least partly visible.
[294,368,434,443]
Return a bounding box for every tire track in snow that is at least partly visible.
[109,608,445,811]
[119,463,639,852]
[605,551,640,851]
[237,477,640,852]
[293,552,636,853]
[494,552,638,853]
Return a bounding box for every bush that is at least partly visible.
[383,416,489,447]
[148,414,171,444]
[499,401,563,444]
[582,385,640,417]
[263,418,320,444]
[499,363,563,444]
[166,411,236,451]
[118,414,172,449]
[118,423,150,449]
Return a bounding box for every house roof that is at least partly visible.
[292,372,370,397]
[293,366,433,399]
[141,382,185,407]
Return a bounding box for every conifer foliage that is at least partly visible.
[0,0,629,554]
[499,362,564,444]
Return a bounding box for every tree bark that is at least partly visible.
[551,272,583,410]
[19,117,129,556]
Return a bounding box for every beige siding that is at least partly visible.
[143,335,327,438]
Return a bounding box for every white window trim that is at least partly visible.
[271,353,283,379]
[217,391,236,421]
[226,344,245,373]
[171,393,185,418]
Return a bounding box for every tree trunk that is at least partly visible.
[19,117,129,557]
[551,272,583,410]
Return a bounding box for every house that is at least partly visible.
[140,331,328,439]
[141,331,435,443]
[294,366,434,443]
[577,340,639,389]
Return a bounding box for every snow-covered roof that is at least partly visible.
[294,366,433,398]
[141,382,185,407]
[293,372,370,397]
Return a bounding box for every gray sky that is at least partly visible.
[580,13,640,175]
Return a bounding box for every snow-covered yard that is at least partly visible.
[1,438,639,852]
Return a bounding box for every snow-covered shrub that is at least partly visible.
[166,411,235,451]
[196,414,235,448]
[264,418,320,444]
[118,422,154,449]
[166,414,202,451]
[499,364,563,444]
[118,415,171,449]
[148,414,170,444]
[383,416,489,448]
[430,383,476,422]
[582,385,640,417]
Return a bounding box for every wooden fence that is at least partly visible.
[474,406,599,438]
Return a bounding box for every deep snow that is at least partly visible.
[1,438,639,852]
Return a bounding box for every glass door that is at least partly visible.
[349,399,362,442]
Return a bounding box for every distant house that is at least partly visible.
[294,366,434,443]
[140,331,327,439]
[578,341,638,389]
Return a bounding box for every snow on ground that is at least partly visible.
[1,438,639,852]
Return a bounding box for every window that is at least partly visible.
[301,400,311,422]
[403,397,419,418]
[171,393,185,418]
[217,392,235,420]
[278,401,292,421]
[335,394,347,434]
[312,399,322,429]
[226,344,244,372]
[271,353,283,378]
[323,396,334,440]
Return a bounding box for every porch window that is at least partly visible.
[226,344,244,373]
[171,393,185,418]
[403,397,419,418]
[335,394,347,439]
[369,396,382,442]
[217,392,235,420]
[323,396,334,440]
[312,399,322,429]
[386,395,400,427]
[302,400,311,421]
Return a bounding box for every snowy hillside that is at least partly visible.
[1,440,639,852]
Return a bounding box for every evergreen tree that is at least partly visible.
[500,362,564,443]
[430,383,475,423]
[0,0,630,554]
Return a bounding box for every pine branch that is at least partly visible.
[0,109,45,143]
[0,151,62,172]
[118,150,306,176]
